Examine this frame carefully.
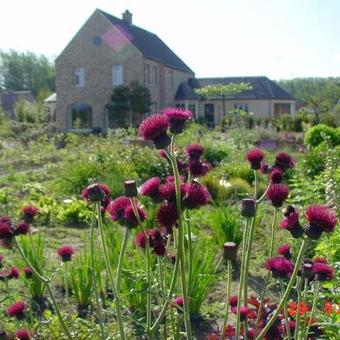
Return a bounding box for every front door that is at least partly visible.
[204,104,215,127]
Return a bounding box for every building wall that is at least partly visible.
[196,98,296,125]
[56,10,144,131]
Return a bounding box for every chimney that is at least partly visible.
[122,10,132,25]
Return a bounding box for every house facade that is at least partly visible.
[55,9,194,131]
[55,9,295,132]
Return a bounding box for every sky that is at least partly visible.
[0,0,339,80]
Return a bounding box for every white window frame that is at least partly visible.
[234,103,249,112]
[144,64,150,85]
[112,64,123,86]
[167,70,173,89]
[74,67,85,87]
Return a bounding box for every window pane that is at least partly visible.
[113,64,123,86]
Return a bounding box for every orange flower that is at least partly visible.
[324,302,340,315]
[287,301,309,316]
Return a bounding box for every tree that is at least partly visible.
[0,50,55,95]
[194,83,252,116]
[107,85,131,127]
[277,78,340,123]
[107,82,151,127]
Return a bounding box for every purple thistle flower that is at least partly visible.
[21,205,39,223]
[82,183,111,203]
[280,208,304,238]
[138,114,170,149]
[266,183,289,208]
[123,205,146,228]
[6,301,26,320]
[229,295,238,307]
[14,221,30,236]
[185,144,205,160]
[0,254,3,268]
[277,244,292,259]
[107,196,131,221]
[172,296,184,308]
[23,267,33,279]
[265,256,294,279]
[313,262,334,281]
[57,246,74,262]
[0,223,15,240]
[182,182,211,209]
[15,329,32,340]
[158,182,177,201]
[188,160,211,177]
[275,152,296,171]
[241,198,256,218]
[246,148,264,170]
[270,168,283,184]
[8,267,20,279]
[162,107,192,134]
[313,257,327,264]
[135,231,148,249]
[305,205,337,240]
[157,202,178,228]
[140,177,162,202]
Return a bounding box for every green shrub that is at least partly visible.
[208,205,243,246]
[220,163,254,184]
[302,144,328,177]
[188,241,219,315]
[304,124,339,147]
[204,145,229,166]
[57,199,92,227]
[201,171,232,202]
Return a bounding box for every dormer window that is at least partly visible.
[74,67,85,87]
[112,64,123,86]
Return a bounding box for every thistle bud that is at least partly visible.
[241,199,256,218]
[124,180,138,198]
[223,242,238,261]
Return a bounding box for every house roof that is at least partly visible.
[195,76,295,100]
[98,9,194,74]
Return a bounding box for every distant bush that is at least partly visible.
[220,163,254,184]
[204,144,228,166]
[304,124,339,147]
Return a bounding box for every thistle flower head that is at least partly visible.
[229,295,238,307]
[6,301,26,319]
[14,222,30,236]
[23,267,33,279]
[172,296,184,308]
[107,196,131,221]
[0,223,15,240]
[305,205,337,240]
[231,306,251,321]
[313,262,334,281]
[182,182,211,209]
[277,244,292,259]
[57,246,74,262]
[135,231,147,248]
[188,160,211,177]
[280,209,304,237]
[140,177,161,202]
[313,257,328,264]
[8,267,20,279]
[260,161,271,174]
[266,183,289,207]
[241,198,256,218]
[265,256,294,279]
[223,242,238,261]
[158,181,177,201]
[123,205,146,228]
[0,254,3,267]
[82,183,111,203]
[275,152,296,171]
[185,144,205,160]
[162,107,192,134]
[270,167,283,184]
[15,329,32,340]
[138,114,170,149]
[21,205,39,223]
[124,180,137,198]
[246,148,264,170]
[152,239,166,256]
[157,201,178,228]
[0,216,11,225]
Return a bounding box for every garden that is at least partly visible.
[0,108,339,339]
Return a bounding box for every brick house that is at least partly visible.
[55,9,295,131]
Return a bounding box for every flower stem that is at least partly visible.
[219,260,232,340]
[64,262,69,303]
[96,203,125,340]
[90,214,106,340]
[235,219,250,340]
[169,140,192,339]
[46,282,72,339]
[254,207,278,329]
[304,281,320,340]
[294,277,302,340]
[255,237,308,340]
[280,280,292,340]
